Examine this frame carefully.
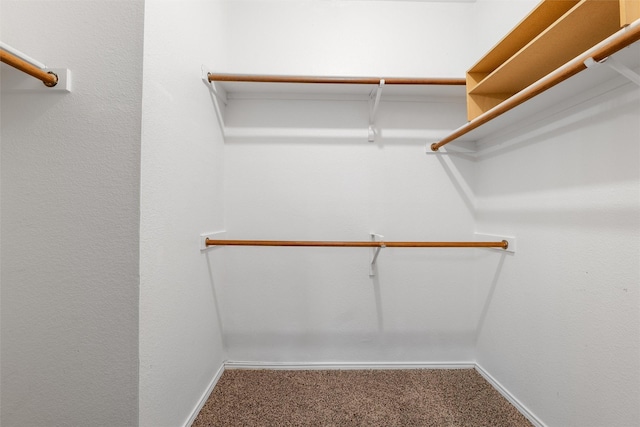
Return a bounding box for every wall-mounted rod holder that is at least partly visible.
[474,233,516,254]
[368,79,385,142]
[205,72,229,106]
[0,43,70,91]
[584,56,640,87]
[369,233,385,277]
[200,231,227,251]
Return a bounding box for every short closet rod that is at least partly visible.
[207,73,466,86]
[205,239,508,249]
[431,18,640,151]
[0,49,58,87]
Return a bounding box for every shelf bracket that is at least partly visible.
[202,66,228,133]
[424,142,478,157]
[368,79,385,142]
[474,233,516,254]
[200,231,226,251]
[0,66,71,92]
[203,69,228,106]
[584,56,640,87]
[369,233,385,277]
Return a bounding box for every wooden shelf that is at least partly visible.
[439,41,640,146]
[466,0,639,121]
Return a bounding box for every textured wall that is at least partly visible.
[139,1,227,426]
[472,79,640,426]
[222,0,476,77]
[220,98,483,363]
[469,2,640,426]
[471,0,539,62]
[0,1,144,426]
[217,0,483,363]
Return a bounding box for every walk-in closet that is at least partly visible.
[1,0,638,426]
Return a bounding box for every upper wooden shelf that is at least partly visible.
[466,0,640,121]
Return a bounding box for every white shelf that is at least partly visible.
[204,74,468,143]
[215,80,466,101]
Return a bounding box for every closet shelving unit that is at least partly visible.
[431,0,640,152]
[205,0,639,152]
[204,72,467,142]
[201,0,638,268]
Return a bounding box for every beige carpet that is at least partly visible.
[193,368,533,426]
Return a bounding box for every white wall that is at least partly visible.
[216,0,491,363]
[222,0,476,77]
[139,1,227,426]
[471,0,538,62]
[469,2,640,425]
[219,5,640,426]
[472,79,640,425]
[0,1,144,426]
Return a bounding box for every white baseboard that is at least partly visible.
[224,360,476,370]
[475,364,545,427]
[183,362,225,427]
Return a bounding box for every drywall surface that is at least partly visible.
[221,0,475,78]
[140,1,227,425]
[220,94,487,362]
[216,0,499,364]
[473,81,640,426]
[0,1,144,426]
[470,0,538,64]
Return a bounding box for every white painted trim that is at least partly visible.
[183,363,226,427]
[224,361,476,370]
[475,364,546,427]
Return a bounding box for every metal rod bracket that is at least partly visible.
[1,66,71,92]
[201,231,226,251]
[370,233,385,277]
[584,56,640,87]
[368,79,385,142]
[474,233,516,253]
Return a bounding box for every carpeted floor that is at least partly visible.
[193,368,533,426]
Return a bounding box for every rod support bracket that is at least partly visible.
[368,79,385,142]
[585,56,640,87]
[200,231,226,251]
[474,233,516,253]
[370,233,385,277]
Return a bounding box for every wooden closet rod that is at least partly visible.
[0,49,58,87]
[431,19,640,151]
[207,73,466,86]
[205,239,508,249]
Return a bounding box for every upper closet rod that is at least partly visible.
[431,18,640,151]
[207,73,466,86]
[0,44,58,87]
[205,239,508,249]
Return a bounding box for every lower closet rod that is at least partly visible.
[205,239,508,249]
